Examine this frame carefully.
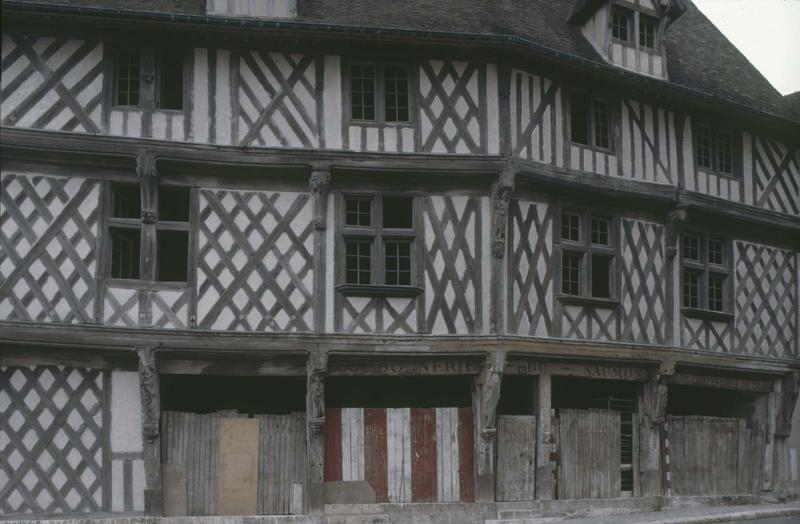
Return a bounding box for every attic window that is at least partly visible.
[570,92,612,150]
[157,49,184,110]
[639,14,658,49]
[612,6,633,43]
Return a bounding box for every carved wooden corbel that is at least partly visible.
[479,350,506,435]
[776,370,800,438]
[490,177,514,259]
[665,204,688,260]
[136,347,160,440]
[306,350,328,435]
[309,167,331,230]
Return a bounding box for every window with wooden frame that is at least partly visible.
[638,13,659,49]
[695,123,738,176]
[339,194,418,294]
[106,183,191,282]
[611,5,633,43]
[558,211,618,302]
[113,48,185,110]
[348,62,410,124]
[681,233,731,315]
[570,92,612,150]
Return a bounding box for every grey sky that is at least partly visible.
[692,0,800,96]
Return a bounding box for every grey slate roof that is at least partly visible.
[3,0,793,121]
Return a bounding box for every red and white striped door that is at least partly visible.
[324,407,475,502]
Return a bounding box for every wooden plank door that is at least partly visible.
[257,413,307,515]
[496,415,537,501]
[557,409,621,499]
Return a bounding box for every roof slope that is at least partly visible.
[3,0,790,119]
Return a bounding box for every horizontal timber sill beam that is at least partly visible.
[0,127,505,177]
[0,321,797,374]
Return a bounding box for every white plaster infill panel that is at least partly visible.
[110,371,143,453]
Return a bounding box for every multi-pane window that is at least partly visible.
[342,195,416,287]
[682,234,730,312]
[115,48,185,110]
[559,211,616,299]
[612,6,633,42]
[107,183,191,282]
[350,64,376,121]
[695,124,737,175]
[115,50,141,106]
[571,93,612,150]
[350,63,410,123]
[639,14,658,49]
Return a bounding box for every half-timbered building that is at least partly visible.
[1,0,799,521]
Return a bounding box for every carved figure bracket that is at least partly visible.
[491,178,515,259]
[309,168,331,230]
[136,346,160,441]
[665,205,688,260]
[136,151,159,223]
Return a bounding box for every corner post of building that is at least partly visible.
[773,370,800,487]
[137,150,159,326]
[309,165,331,332]
[534,372,553,500]
[136,346,162,516]
[664,204,687,346]
[490,168,515,334]
[306,350,328,513]
[639,369,670,496]
[474,349,506,501]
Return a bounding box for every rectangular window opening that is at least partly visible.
[115,50,141,106]
[382,196,413,229]
[562,252,582,296]
[157,49,184,110]
[384,65,409,123]
[345,197,371,227]
[591,218,609,246]
[696,125,713,170]
[110,227,141,279]
[683,271,699,309]
[157,230,189,282]
[591,254,612,298]
[345,240,372,285]
[111,184,141,219]
[682,234,700,261]
[708,239,724,266]
[612,6,632,42]
[570,93,590,145]
[158,186,191,222]
[639,14,658,49]
[718,130,733,174]
[562,213,581,243]
[350,64,376,121]
[708,273,725,312]
[592,98,610,149]
[385,240,412,286]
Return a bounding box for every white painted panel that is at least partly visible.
[215,49,232,145]
[111,459,123,512]
[109,109,124,135]
[487,63,500,155]
[341,408,365,481]
[481,196,491,331]
[127,111,141,137]
[435,407,460,502]
[323,55,343,149]
[555,88,564,168]
[366,127,379,152]
[743,132,753,205]
[152,112,168,140]
[570,145,580,171]
[348,126,361,151]
[401,127,415,152]
[621,102,631,178]
[383,126,398,153]
[192,48,210,143]
[583,148,593,173]
[387,408,411,503]
[596,151,606,175]
[110,371,143,453]
[132,459,145,511]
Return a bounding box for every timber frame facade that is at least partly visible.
[1,0,799,519]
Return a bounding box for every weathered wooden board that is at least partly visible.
[324,406,474,503]
[257,412,306,515]
[496,415,537,501]
[218,417,260,515]
[161,411,219,516]
[557,409,620,499]
[668,415,766,495]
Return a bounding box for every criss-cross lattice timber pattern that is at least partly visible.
[752,137,799,217]
[0,173,99,323]
[423,195,484,334]
[196,189,314,331]
[340,296,418,335]
[0,366,108,516]
[1,34,103,133]
[619,219,666,344]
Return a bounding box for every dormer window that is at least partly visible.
[639,14,659,49]
[612,6,633,43]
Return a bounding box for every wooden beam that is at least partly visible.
[309,166,331,333]
[474,349,506,502]
[136,346,162,516]
[305,350,327,514]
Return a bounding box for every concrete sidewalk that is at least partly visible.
[486,502,800,524]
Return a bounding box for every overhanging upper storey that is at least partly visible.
[571,0,687,80]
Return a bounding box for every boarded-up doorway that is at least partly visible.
[496,415,537,501]
[556,409,621,499]
[669,415,766,495]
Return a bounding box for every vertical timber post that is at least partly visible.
[535,373,553,500]
[310,166,331,333]
[306,350,328,514]
[137,151,158,327]
[490,169,514,334]
[475,349,505,501]
[664,205,687,347]
[775,371,800,486]
[137,347,162,515]
[639,373,668,496]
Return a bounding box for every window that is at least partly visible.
[114,48,185,111]
[349,63,410,123]
[570,93,612,150]
[106,183,191,282]
[559,211,617,300]
[341,195,416,288]
[639,14,658,49]
[612,6,633,42]
[682,234,730,312]
[695,123,737,175]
